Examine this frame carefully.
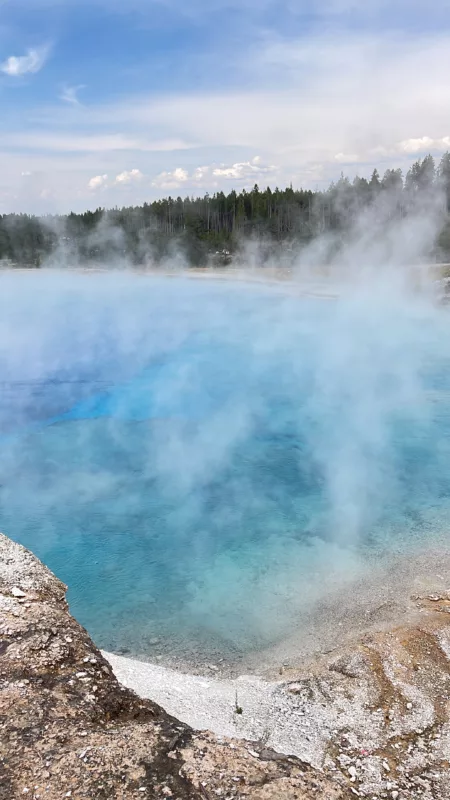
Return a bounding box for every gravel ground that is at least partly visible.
[105,595,450,799]
[103,654,277,746]
[104,647,387,771]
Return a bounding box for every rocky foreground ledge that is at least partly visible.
[2,534,450,799]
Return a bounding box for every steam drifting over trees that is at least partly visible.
[2,155,450,267]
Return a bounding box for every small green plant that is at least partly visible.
[234,690,243,715]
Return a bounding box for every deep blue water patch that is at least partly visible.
[1,271,450,660]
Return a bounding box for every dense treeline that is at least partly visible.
[2,153,450,267]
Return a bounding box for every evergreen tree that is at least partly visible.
[438,152,450,211]
[406,155,436,193]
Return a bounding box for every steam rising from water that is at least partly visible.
[1,256,450,659]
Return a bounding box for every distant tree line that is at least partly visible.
[1,153,450,268]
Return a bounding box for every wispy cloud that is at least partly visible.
[0,132,194,153]
[19,0,450,17]
[59,84,85,105]
[0,46,49,77]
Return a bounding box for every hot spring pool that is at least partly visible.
[2,270,450,662]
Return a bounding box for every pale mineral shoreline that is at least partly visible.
[2,264,342,301]
[103,539,450,764]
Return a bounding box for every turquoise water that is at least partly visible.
[2,271,450,661]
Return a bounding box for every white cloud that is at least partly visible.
[369,137,450,159]
[86,167,144,193]
[213,156,276,180]
[0,46,49,77]
[88,174,108,190]
[21,171,32,177]
[60,84,85,105]
[114,168,143,185]
[193,166,210,181]
[152,167,189,189]
[152,158,277,190]
[398,136,450,154]
[173,167,189,181]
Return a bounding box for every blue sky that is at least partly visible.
[0,0,450,213]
